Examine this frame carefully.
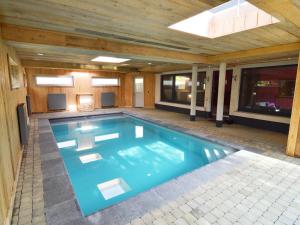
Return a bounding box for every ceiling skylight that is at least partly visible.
[91,56,130,63]
[169,0,279,38]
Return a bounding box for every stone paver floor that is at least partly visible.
[11,119,46,225]
[127,150,300,225]
[10,108,300,225]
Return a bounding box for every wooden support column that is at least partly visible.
[216,62,226,127]
[190,65,198,121]
[286,52,300,157]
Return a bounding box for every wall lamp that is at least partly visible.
[233,74,238,82]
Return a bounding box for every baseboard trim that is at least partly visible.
[190,115,196,121]
[230,115,289,133]
[155,104,208,117]
[216,120,223,127]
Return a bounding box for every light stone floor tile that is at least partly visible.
[11,108,300,225]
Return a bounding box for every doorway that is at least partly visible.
[211,70,233,117]
[134,77,144,107]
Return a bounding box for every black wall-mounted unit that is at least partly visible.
[26,95,32,115]
[48,93,66,110]
[101,92,115,107]
[17,103,29,145]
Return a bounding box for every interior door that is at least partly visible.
[134,77,144,107]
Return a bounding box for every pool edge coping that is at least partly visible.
[38,110,261,225]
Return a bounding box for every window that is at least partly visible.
[197,72,206,106]
[174,75,191,104]
[161,72,206,106]
[36,76,73,86]
[239,65,297,117]
[92,77,119,86]
[161,75,173,102]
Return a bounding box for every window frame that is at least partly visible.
[160,74,174,102]
[160,72,206,106]
[91,77,120,87]
[238,64,297,117]
[35,75,74,87]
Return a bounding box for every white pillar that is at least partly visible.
[229,66,241,115]
[155,74,161,104]
[190,64,198,121]
[204,67,213,118]
[216,62,227,127]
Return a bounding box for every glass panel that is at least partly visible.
[174,75,192,104]
[161,75,173,101]
[239,65,297,117]
[36,76,73,86]
[92,78,119,86]
[134,78,143,93]
[161,72,207,105]
[197,72,206,106]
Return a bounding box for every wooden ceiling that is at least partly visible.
[0,0,299,72]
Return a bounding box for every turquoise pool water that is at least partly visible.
[50,114,234,216]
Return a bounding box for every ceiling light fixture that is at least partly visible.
[91,56,130,63]
[37,53,44,56]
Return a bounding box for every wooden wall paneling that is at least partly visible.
[122,73,134,107]
[0,29,26,225]
[121,72,156,108]
[0,170,8,225]
[286,52,300,157]
[143,72,156,108]
[26,68,125,112]
[119,75,126,107]
[6,46,26,173]
[25,68,156,112]
[0,45,16,176]
[0,83,14,225]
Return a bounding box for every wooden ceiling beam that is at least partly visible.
[208,42,300,63]
[139,64,192,73]
[1,23,211,64]
[2,24,300,69]
[21,59,137,73]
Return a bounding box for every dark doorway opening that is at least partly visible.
[211,70,233,117]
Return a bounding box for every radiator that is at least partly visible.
[48,93,66,110]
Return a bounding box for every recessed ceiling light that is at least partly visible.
[91,56,130,63]
[148,62,152,65]
[37,53,44,56]
[169,0,279,39]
